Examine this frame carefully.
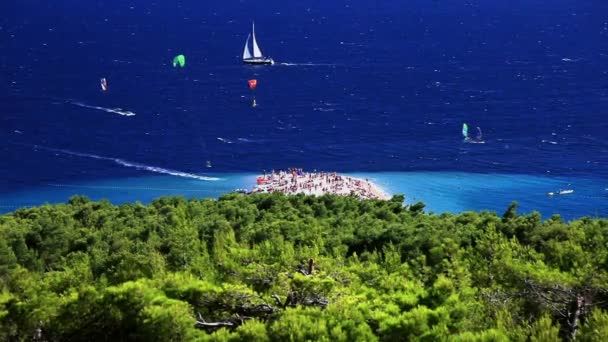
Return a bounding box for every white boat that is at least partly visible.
[547,189,574,196]
[242,22,274,65]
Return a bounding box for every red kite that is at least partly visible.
[248,79,257,90]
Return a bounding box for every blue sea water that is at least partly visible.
[1,0,608,220]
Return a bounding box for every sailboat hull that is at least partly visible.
[243,58,275,65]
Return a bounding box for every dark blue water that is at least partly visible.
[2,0,608,219]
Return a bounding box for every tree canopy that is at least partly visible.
[1,193,607,341]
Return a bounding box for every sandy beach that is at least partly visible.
[250,169,391,200]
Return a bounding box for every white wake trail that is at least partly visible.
[34,145,220,181]
[70,101,136,116]
[217,137,234,144]
[279,62,338,67]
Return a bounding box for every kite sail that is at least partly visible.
[100,78,108,92]
[476,126,483,140]
[462,123,469,139]
[172,54,186,68]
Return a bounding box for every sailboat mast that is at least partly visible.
[251,21,263,58]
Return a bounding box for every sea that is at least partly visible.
[2,0,608,220]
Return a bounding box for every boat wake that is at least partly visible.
[279,62,337,67]
[313,107,336,112]
[112,59,133,65]
[217,137,234,144]
[70,101,136,117]
[217,137,262,144]
[237,138,261,143]
[33,145,220,181]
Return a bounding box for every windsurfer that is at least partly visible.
[462,123,485,143]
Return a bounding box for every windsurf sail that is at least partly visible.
[100,78,108,92]
[462,123,469,139]
[476,127,482,140]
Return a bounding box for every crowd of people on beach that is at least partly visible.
[249,168,388,200]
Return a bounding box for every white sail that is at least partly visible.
[252,22,263,58]
[242,34,252,60]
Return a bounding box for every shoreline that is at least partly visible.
[249,169,392,200]
[2,172,605,220]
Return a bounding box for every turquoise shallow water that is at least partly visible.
[0,174,254,212]
[354,172,608,220]
[1,172,606,221]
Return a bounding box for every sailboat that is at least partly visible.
[242,22,275,65]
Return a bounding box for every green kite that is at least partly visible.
[172,54,186,68]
